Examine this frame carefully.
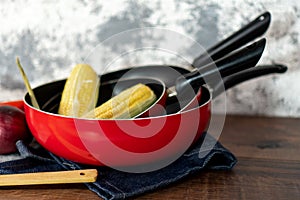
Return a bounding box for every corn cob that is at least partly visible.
[58,64,100,117]
[83,83,156,119]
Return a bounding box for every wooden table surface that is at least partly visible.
[0,115,299,200]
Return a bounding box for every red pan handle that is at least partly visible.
[192,12,271,68]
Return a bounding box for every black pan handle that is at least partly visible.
[192,12,271,68]
[213,64,288,97]
[175,38,266,98]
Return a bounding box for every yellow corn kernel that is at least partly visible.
[58,64,100,117]
[83,83,156,119]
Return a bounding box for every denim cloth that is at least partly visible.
[0,133,237,200]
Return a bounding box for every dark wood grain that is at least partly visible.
[220,115,300,161]
[0,115,299,200]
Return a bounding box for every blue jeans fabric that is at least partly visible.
[0,133,237,200]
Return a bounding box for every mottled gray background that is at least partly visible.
[0,0,299,117]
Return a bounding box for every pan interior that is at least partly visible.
[24,78,164,115]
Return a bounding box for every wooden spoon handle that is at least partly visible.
[0,169,97,186]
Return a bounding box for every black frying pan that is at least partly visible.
[38,38,266,116]
[99,12,271,87]
[98,38,266,116]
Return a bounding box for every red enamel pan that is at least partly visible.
[15,39,264,167]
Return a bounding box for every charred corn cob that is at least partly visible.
[83,83,156,119]
[58,64,100,117]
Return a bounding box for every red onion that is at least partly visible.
[0,105,31,154]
